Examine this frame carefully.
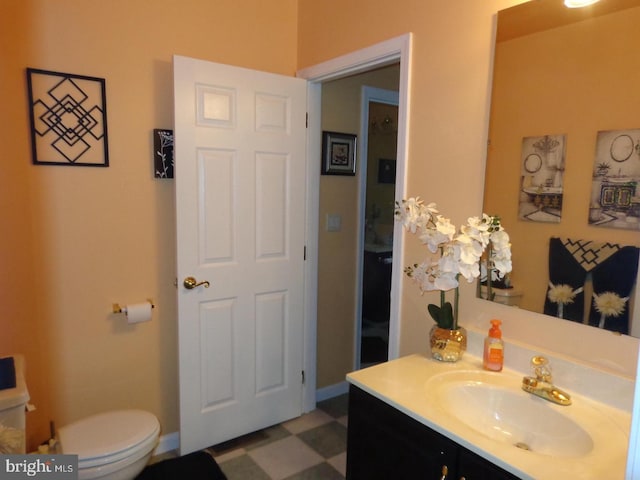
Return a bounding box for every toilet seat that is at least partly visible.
[58,410,160,469]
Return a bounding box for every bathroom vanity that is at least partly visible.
[346,353,631,479]
[347,385,518,479]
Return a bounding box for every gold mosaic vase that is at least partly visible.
[429,325,467,362]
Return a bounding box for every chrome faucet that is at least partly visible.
[521,356,572,406]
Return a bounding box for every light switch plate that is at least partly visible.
[326,214,342,232]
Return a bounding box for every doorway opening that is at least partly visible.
[297,34,411,408]
[318,71,400,373]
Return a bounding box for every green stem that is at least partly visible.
[453,283,459,330]
[440,290,445,310]
[486,244,493,302]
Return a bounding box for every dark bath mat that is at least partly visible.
[135,451,227,480]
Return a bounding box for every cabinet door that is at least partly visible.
[457,449,522,480]
[347,386,457,479]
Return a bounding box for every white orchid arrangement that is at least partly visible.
[395,197,512,330]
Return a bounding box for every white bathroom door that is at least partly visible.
[173,55,307,455]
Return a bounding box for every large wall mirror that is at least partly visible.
[483,0,640,336]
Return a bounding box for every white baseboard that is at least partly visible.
[153,431,179,456]
[153,384,349,456]
[316,381,349,402]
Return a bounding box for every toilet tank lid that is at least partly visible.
[0,355,30,410]
[58,410,159,460]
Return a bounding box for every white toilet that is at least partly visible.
[57,409,160,480]
[3,354,159,480]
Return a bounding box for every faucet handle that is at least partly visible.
[531,356,552,382]
[531,355,548,366]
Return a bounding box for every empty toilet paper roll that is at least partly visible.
[125,302,153,324]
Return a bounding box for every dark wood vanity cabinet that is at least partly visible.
[346,385,521,480]
[362,250,392,324]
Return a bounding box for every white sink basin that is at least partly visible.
[426,370,593,457]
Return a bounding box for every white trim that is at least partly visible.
[627,345,640,478]
[302,81,321,414]
[316,381,350,402]
[152,431,180,456]
[297,35,410,83]
[298,33,412,375]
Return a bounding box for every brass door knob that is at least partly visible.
[183,276,210,289]
[440,465,448,480]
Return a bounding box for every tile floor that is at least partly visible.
[154,394,349,480]
[211,395,348,479]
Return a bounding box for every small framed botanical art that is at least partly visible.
[26,68,109,167]
[321,131,357,176]
[153,129,174,178]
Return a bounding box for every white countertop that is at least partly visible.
[346,353,631,480]
[363,243,393,253]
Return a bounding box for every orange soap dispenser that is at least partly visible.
[483,319,504,371]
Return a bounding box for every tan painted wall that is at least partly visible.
[317,66,399,388]
[0,1,51,449]
[0,0,298,450]
[484,7,640,315]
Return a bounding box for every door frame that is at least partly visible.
[297,33,412,412]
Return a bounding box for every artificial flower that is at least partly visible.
[547,283,579,305]
[395,197,512,329]
[593,292,628,318]
[547,282,584,319]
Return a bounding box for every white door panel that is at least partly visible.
[174,55,307,454]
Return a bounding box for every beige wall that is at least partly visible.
[1,0,531,450]
[0,2,50,449]
[317,66,399,388]
[485,7,640,314]
[0,0,298,450]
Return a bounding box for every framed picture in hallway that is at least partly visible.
[321,131,357,176]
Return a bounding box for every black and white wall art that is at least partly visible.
[27,68,109,167]
[154,129,174,179]
[589,128,640,230]
[518,134,566,223]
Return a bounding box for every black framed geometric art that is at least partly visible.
[26,68,109,167]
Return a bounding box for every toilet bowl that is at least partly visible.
[57,409,160,480]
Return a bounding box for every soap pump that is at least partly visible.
[483,319,504,371]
